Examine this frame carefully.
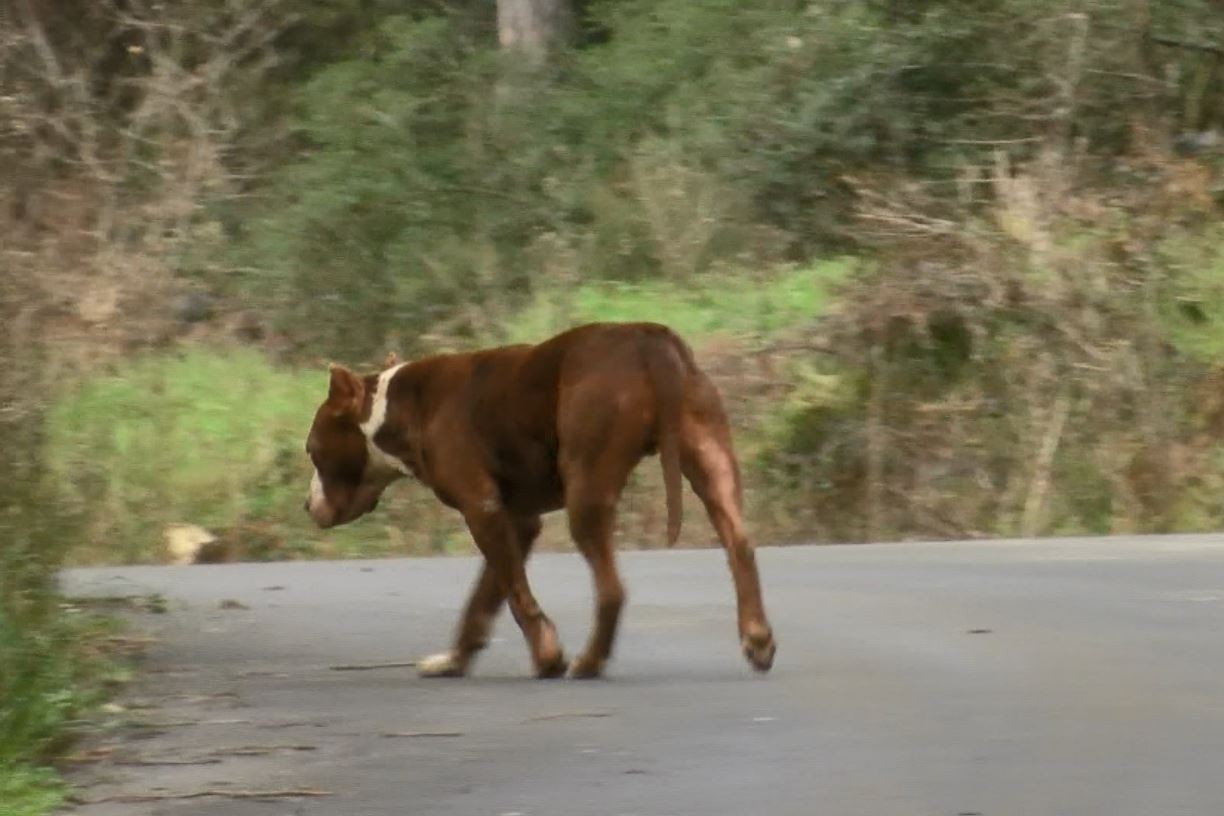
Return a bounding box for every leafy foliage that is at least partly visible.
[0,765,65,816]
[232,0,1224,360]
[0,267,124,815]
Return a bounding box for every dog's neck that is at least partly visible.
[359,363,414,477]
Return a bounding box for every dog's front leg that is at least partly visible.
[419,516,543,678]
[462,506,565,678]
[417,563,501,678]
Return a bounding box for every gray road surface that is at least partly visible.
[62,534,1224,816]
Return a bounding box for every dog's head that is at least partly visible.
[303,364,395,529]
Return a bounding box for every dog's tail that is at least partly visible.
[642,329,688,547]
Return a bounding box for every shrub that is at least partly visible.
[756,148,1224,542]
[232,0,1224,361]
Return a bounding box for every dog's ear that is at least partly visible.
[382,351,399,369]
[327,363,365,418]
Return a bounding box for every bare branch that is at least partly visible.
[1150,34,1224,58]
[71,788,332,805]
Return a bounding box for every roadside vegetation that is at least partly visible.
[17,0,1224,559]
[0,306,132,812]
[2,2,1223,805]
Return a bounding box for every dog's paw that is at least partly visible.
[531,624,567,679]
[534,650,568,679]
[567,653,605,680]
[417,651,466,678]
[741,625,777,673]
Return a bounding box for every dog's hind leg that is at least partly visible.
[419,515,542,678]
[560,428,643,679]
[565,483,627,679]
[681,377,777,673]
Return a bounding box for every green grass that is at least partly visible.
[44,346,458,564]
[504,259,854,344]
[1158,227,1224,363]
[0,577,129,816]
[43,262,853,565]
[46,347,324,563]
[0,764,64,816]
[0,597,124,760]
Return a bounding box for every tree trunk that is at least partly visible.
[496,0,572,65]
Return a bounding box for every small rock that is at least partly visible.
[174,291,216,325]
[164,523,217,565]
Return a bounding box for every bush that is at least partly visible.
[0,275,122,815]
[0,765,64,816]
[1158,225,1224,363]
[231,0,1224,361]
[0,552,130,816]
[755,148,1224,543]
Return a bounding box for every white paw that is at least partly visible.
[417,651,465,678]
[567,654,604,679]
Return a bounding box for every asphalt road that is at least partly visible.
[62,534,1224,816]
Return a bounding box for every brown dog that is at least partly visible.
[304,322,775,678]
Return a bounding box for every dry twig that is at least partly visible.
[71,788,332,805]
[115,757,223,767]
[526,711,613,723]
[210,744,317,756]
[329,661,417,672]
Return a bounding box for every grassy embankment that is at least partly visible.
[47,261,851,565]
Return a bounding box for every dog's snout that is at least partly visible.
[302,499,310,513]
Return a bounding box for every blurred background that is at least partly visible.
[1,0,1223,801]
[3,0,1224,563]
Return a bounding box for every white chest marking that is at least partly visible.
[309,468,325,507]
[359,363,412,476]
